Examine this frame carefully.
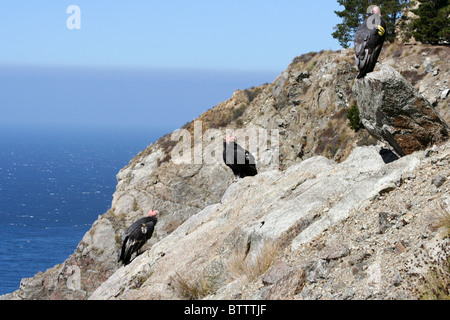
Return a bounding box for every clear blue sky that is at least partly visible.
[0,0,341,71]
[0,1,343,130]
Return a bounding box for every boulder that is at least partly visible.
[262,264,305,300]
[353,64,449,156]
[262,261,294,285]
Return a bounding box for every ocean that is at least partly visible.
[0,124,162,295]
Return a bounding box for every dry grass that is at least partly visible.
[289,51,318,70]
[416,242,450,300]
[416,202,450,300]
[228,240,278,281]
[437,202,450,238]
[418,257,450,300]
[385,42,402,57]
[400,69,426,87]
[171,272,217,300]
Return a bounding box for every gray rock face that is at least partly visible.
[89,145,423,300]
[354,64,449,156]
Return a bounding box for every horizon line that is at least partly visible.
[0,62,283,76]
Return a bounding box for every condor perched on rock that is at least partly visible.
[354,6,386,79]
[119,210,158,265]
[223,135,257,180]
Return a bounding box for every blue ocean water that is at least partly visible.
[0,125,162,295]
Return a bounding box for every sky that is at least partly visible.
[0,1,343,131]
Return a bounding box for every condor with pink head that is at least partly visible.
[119,210,158,265]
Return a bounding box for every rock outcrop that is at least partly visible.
[354,64,449,156]
[2,43,449,300]
[90,140,450,299]
[88,144,428,300]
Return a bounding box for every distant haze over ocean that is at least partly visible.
[0,124,160,295]
[0,66,278,129]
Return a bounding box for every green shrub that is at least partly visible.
[347,103,361,132]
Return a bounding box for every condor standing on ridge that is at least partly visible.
[354,5,386,79]
[223,135,258,181]
[119,210,158,265]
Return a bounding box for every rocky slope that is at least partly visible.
[2,43,449,300]
[88,141,449,300]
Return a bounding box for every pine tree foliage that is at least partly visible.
[411,0,450,45]
[332,0,410,48]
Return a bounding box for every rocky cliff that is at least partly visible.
[354,63,448,156]
[2,43,449,300]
